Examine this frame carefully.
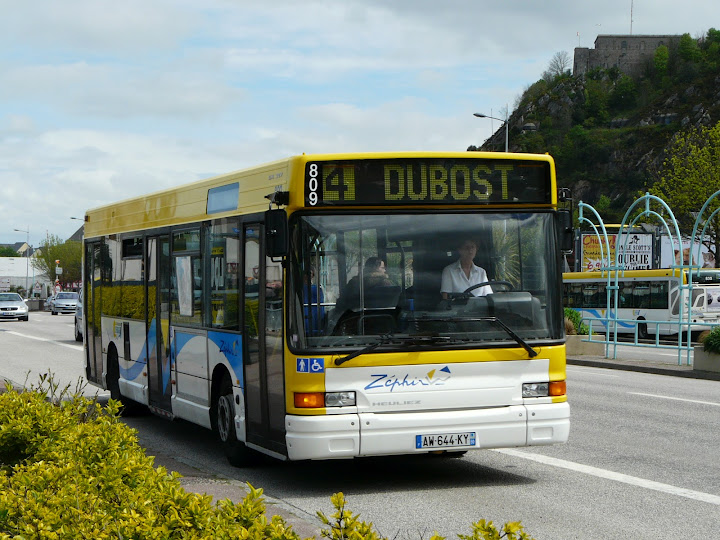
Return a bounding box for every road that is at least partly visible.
[2,312,719,539]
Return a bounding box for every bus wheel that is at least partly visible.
[213,377,253,467]
[107,348,122,402]
[431,450,467,459]
[107,347,145,416]
[637,319,648,340]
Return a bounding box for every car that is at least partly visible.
[52,291,79,315]
[45,295,56,311]
[0,292,29,321]
[74,291,83,342]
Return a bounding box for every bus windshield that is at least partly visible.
[289,211,563,351]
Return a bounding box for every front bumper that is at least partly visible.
[285,402,570,461]
[0,308,28,319]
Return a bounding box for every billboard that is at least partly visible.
[581,233,653,271]
[659,237,716,268]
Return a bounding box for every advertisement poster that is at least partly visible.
[659,237,716,268]
[581,233,653,271]
[176,256,193,316]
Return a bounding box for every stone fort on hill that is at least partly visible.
[574,34,680,77]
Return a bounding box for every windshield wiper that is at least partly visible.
[411,315,538,358]
[334,334,454,366]
[467,317,538,357]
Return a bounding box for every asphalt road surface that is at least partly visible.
[2,312,719,539]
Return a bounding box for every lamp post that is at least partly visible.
[13,227,30,298]
[473,111,509,152]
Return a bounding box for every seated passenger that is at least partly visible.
[337,257,393,309]
[303,268,325,335]
[328,257,397,333]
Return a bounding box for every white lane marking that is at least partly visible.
[495,448,720,506]
[5,330,83,351]
[566,367,620,378]
[628,392,720,407]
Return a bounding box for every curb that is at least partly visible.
[567,357,720,381]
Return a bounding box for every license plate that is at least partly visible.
[415,432,476,449]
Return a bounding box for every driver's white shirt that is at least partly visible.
[440,260,493,297]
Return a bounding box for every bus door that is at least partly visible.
[146,235,172,414]
[84,241,103,385]
[243,224,286,454]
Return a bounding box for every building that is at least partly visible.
[0,257,51,297]
[574,34,681,78]
[0,242,34,257]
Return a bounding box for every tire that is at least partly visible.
[106,348,122,402]
[430,450,468,459]
[213,377,253,466]
[637,319,648,340]
[21,316,29,322]
[106,347,145,415]
[74,318,82,341]
[51,311,57,316]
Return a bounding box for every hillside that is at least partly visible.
[473,30,720,222]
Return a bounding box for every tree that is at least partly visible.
[654,45,669,77]
[650,122,720,267]
[609,75,637,111]
[583,79,609,125]
[0,246,19,257]
[33,234,82,289]
[678,33,701,62]
[542,51,572,83]
[542,51,571,82]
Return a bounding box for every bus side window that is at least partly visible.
[651,281,669,309]
[619,282,633,308]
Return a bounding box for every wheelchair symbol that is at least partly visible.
[310,358,324,373]
[297,358,324,373]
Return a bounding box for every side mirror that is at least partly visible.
[265,209,288,258]
[558,209,574,253]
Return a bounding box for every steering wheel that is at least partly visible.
[456,280,514,300]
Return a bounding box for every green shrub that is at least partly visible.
[702,326,720,354]
[318,493,534,540]
[0,380,535,540]
[564,308,589,335]
[0,381,306,540]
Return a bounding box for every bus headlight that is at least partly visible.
[522,381,566,398]
[523,382,548,397]
[325,391,356,407]
[294,391,357,408]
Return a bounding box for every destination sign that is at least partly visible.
[304,158,551,207]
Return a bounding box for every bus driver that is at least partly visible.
[440,238,493,299]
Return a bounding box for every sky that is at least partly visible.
[1,0,718,248]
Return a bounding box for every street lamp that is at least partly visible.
[473,111,509,152]
[13,227,30,298]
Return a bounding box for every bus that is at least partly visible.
[82,151,571,465]
[563,268,720,339]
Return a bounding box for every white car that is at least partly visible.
[74,291,83,342]
[0,293,29,321]
[52,291,79,315]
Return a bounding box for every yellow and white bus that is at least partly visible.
[82,151,571,465]
[563,268,720,339]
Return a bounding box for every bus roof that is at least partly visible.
[83,151,557,239]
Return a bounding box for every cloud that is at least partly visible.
[2,0,719,245]
[0,60,245,120]
[0,0,194,53]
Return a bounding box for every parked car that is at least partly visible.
[74,291,83,342]
[52,291,79,315]
[0,293,29,321]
